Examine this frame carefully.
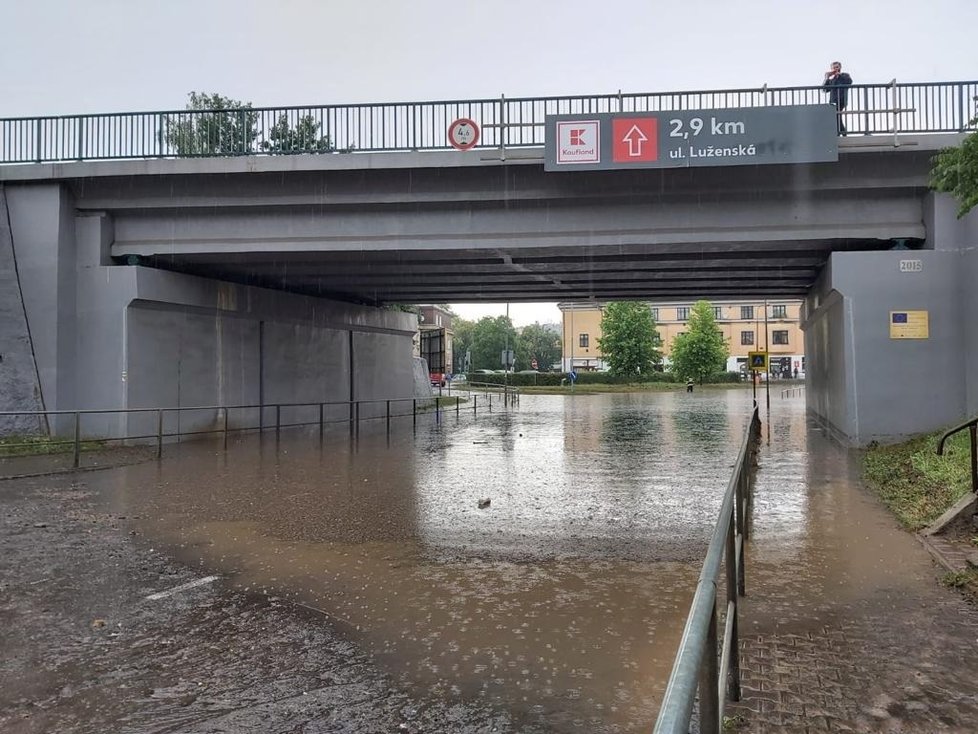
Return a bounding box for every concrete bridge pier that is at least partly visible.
[0,183,419,439]
[803,192,978,445]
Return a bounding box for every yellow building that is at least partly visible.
[559,300,805,377]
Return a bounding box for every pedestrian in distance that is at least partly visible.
[822,61,853,136]
[686,378,694,393]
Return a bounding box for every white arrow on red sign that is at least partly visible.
[622,124,648,157]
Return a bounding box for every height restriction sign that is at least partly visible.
[448,118,480,150]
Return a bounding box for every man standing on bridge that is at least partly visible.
[823,61,853,136]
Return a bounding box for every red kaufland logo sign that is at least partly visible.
[556,120,600,164]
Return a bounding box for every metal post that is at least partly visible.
[725,517,742,702]
[275,405,281,438]
[319,403,324,441]
[473,395,477,414]
[73,412,81,468]
[386,400,391,434]
[355,401,360,438]
[156,409,163,459]
[76,118,84,161]
[223,408,229,451]
[971,424,978,494]
[863,86,870,135]
[456,396,460,416]
[488,394,492,413]
[504,302,510,399]
[764,300,770,413]
[698,603,721,734]
[958,85,966,132]
[413,398,417,427]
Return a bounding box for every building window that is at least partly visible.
[772,305,787,319]
[741,331,754,345]
[650,307,659,321]
[713,307,723,320]
[772,330,789,345]
[579,333,589,348]
[741,306,754,320]
[677,307,690,321]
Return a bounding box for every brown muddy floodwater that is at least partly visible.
[99,389,791,731]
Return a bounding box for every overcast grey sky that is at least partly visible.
[2,0,974,324]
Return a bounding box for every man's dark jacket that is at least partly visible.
[823,73,853,109]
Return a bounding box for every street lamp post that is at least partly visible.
[764,299,770,412]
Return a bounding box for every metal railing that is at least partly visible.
[654,403,761,734]
[2,81,975,164]
[780,386,806,399]
[937,415,978,494]
[0,393,511,469]
[445,381,520,407]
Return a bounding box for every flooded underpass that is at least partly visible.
[7,388,978,732]
[97,391,759,732]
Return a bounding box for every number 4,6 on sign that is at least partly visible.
[448,119,480,150]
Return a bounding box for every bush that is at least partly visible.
[704,371,744,384]
[467,371,679,387]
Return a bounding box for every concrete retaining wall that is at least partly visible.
[1,182,418,440]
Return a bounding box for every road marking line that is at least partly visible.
[145,575,220,601]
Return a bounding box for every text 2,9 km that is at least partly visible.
[669,117,746,139]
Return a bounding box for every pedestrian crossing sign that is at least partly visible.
[748,351,768,371]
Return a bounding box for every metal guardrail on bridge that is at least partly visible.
[654,403,761,734]
[2,81,975,164]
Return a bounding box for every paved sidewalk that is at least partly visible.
[728,418,978,732]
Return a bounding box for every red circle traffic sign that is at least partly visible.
[448,118,480,150]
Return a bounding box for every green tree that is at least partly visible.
[262,113,334,154]
[165,92,258,156]
[452,318,475,373]
[516,323,562,372]
[596,302,662,377]
[669,300,729,383]
[930,110,978,217]
[469,315,517,371]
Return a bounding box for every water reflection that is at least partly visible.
[103,389,767,731]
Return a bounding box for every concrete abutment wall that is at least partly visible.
[803,193,978,445]
[0,183,419,439]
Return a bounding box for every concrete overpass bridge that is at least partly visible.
[1,80,976,444]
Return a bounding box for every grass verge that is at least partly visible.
[0,434,106,457]
[862,429,973,531]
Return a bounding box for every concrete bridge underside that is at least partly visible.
[1,134,975,444]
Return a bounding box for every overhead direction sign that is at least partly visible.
[545,105,838,171]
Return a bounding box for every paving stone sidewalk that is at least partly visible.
[725,423,978,733]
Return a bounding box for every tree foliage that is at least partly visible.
[469,316,518,371]
[930,113,978,218]
[668,300,729,382]
[164,92,258,155]
[452,318,475,373]
[261,113,334,154]
[516,323,562,372]
[596,302,662,377]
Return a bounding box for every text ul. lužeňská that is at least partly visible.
[669,144,757,160]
